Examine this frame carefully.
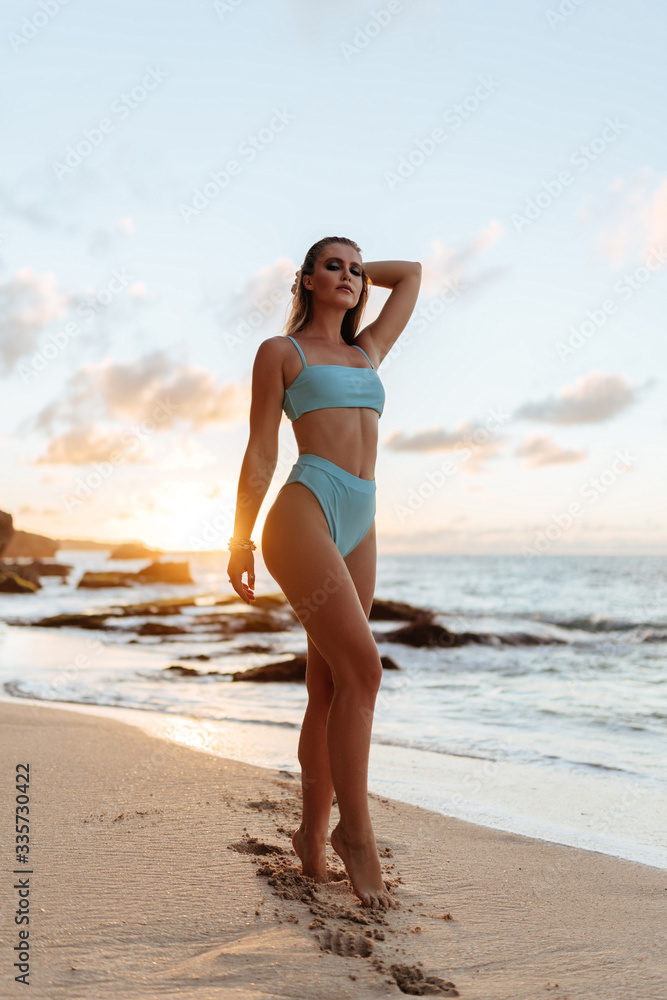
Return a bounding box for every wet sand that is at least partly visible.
[0,701,664,999]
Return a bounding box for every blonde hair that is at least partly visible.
[282,236,369,346]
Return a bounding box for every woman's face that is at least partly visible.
[307,244,363,307]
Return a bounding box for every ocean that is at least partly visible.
[1,550,665,870]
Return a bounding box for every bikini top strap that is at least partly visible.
[285,335,307,367]
[352,343,375,370]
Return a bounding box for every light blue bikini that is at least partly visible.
[280,335,385,558]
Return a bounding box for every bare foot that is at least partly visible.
[330,823,400,909]
[292,826,328,882]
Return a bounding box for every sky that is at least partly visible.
[1,0,666,555]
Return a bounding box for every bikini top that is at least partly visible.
[282,335,385,422]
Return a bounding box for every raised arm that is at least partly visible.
[227,336,285,603]
[357,260,422,366]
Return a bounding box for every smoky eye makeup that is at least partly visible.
[325,260,362,275]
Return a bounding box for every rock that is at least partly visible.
[380,655,401,670]
[0,570,40,594]
[32,613,111,629]
[232,653,401,682]
[232,656,308,682]
[2,559,72,577]
[213,592,288,609]
[137,622,188,636]
[164,664,201,676]
[0,561,42,587]
[0,510,13,557]
[2,528,58,558]
[230,611,291,634]
[382,622,566,648]
[113,603,184,617]
[135,561,193,584]
[370,598,434,622]
[109,542,164,560]
[77,572,134,589]
[164,663,227,677]
[108,597,199,615]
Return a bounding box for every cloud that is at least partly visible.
[384,419,508,472]
[89,216,136,255]
[0,268,71,373]
[576,168,667,266]
[421,220,504,296]
[30,350,248,464]
[34,425,150,466]
[514,372,638,424]
[93,351,246,426]
[515,435,587,467]
[209,256,295,341]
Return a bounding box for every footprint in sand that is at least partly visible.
[388,962,459,996]
[317,926,373,958]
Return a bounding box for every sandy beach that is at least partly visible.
[0,701,664,999]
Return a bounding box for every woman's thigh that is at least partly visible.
[262,483,381,689]
[304,519,377,697]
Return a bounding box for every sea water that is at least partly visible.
[1,551,665,869]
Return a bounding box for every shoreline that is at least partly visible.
[1,686,665,874]
[1,699,665,999]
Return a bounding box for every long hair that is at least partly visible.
[282,236,369,346]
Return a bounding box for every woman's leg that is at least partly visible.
[292,520,377,880]
[261,484,396,908]
[292,636,335,880]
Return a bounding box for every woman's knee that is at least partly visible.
[329,646,383,696]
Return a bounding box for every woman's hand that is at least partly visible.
[227,550,255,604]
[291,268,302,295]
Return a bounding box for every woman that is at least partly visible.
[227,236,421,909]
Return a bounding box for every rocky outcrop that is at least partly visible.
[135,561,193,584]
[77,572,134,589]
[231,653,400,682]
[370,598,434,622]
[382,622,566,648]
[2,560,72,577]
[137,622,188,636]
[0,569,40,594]
[3,529,58,558]
[76,561,194,588]
[31,613,112,629]
[109,542,164,560]
[0,510,13,557]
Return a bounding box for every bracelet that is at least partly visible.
[228,536,256,552]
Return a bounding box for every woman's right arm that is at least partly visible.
[227,337,285,603]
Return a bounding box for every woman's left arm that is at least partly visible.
[358,260,422,364]
[363,260,421,289]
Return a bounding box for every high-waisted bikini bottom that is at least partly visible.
[279,453,376,558]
